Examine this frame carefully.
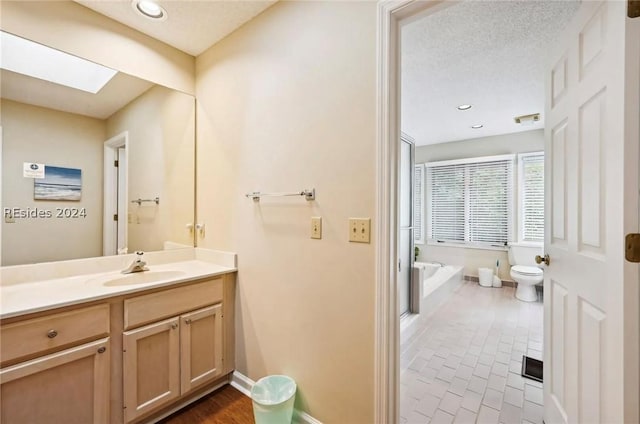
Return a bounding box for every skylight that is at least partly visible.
[0,31,117,94]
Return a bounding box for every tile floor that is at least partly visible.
[400,281,543,424]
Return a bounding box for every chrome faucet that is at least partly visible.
[121,251,149,274]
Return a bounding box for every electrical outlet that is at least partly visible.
[349,218,371,243]
[311,216,322,239]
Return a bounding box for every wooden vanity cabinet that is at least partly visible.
[1,339,110,424]
[180,304,223,393]
[0,304,111,424]
[123,317,181,421]
[0,273,235,424]
[122,278,226,423]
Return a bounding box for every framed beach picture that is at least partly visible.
[34,166,82,201]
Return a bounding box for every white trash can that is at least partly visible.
[251,375,297,424]
[478,268,494,287]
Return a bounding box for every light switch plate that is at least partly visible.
[349,218,371,243]
[311,216,322,239]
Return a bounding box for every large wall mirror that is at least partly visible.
[0,31,196,266]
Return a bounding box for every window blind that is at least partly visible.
[521,153,544,242]
[427,156,514,246]
[414,164,425,244]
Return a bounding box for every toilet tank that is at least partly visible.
[507,243,543,266]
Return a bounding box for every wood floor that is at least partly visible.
[160,385,255,424]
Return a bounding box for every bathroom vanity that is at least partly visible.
[0,249,237,424]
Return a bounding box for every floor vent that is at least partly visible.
[521,355,543,383]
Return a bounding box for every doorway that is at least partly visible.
[375,1,640,423]
[103,131,128,256]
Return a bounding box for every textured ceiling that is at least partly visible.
[401,0,580,146]
[75,0,276,56]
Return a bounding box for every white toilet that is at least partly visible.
[507,243,544,302]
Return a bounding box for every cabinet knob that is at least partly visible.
[97,346,106,354]
[171,323,178,330]
[47,330,58,339]
[184,319,192,325]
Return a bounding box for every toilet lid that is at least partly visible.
[512,265,543,276]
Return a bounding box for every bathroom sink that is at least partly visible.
[94,270,187,287]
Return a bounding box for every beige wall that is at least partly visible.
[0,1,194,94]
[107,86,195,253]
[195,1,377,421]
[416,129,544,279]
[416,129,544,163]
[1,100,105,266]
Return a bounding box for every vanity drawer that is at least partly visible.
[124,278,223,330]
[1,304,110,364]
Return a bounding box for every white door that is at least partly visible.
[117,147,127,253]
[544,2,639,423]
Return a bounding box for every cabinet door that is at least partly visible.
[180,304,223,394]
[123,317,180,423]
[0,338,110,424]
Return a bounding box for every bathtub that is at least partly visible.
[415,262,464,298]
[401,262,463,345]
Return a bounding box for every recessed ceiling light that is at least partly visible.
[0,31,117,94]
[132,0,167,20]
[471,124,484,129]
[457,104,472,111]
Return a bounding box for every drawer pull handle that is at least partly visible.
[185,319,192,325]
[171,323,178,330]
[97,347,107,354]
[47,330,58,339]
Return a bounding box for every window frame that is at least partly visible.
[413,163,425,244]
[517,151,545,246]
[424,154,516,250]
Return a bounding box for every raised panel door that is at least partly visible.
[180,304,223,394]
[123,317,180,422]
[0,338,110,424]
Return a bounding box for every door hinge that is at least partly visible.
[625,233,640,262]
[113,214,118,222]
[630,1,640,17]
[114,160,119,167]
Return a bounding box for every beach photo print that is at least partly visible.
[34,166,82,201]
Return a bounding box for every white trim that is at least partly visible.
[516,151,544,243]
[376,1,452,422]
[103,131,128,256]
[414,163,425,244]
[424,153,515,168]
[230,371,323,424]
[229,370,253,397]
[376,2,400,422]
[426,240,507,251]
[294,409,323,424]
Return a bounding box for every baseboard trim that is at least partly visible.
[230,371,323,424]
[230,370,253,397]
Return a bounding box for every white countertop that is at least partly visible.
[1,259,236,320]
